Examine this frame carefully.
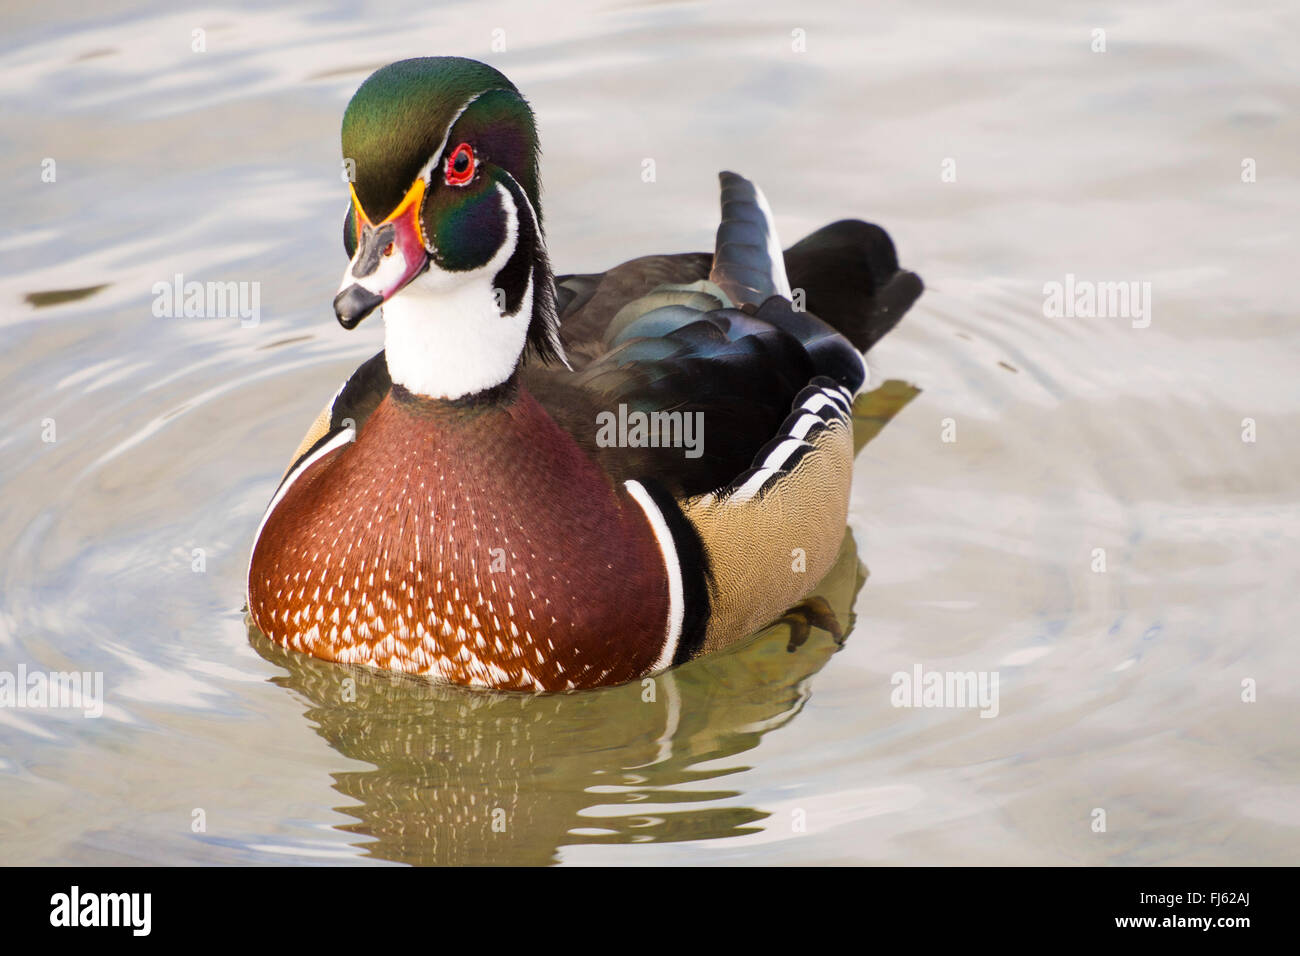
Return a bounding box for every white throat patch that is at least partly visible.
[382,183,532,399]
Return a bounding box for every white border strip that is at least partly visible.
[625,479,684,673]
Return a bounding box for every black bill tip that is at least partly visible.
[333,285,384,329]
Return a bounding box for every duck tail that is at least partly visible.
[710,172,922,353]
[782,219,923,353]
[709,171,793,308]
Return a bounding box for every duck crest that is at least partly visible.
[248,384,673,690]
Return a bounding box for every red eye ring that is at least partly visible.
[444,142,475,186]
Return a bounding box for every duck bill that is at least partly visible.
[333,180,429,329]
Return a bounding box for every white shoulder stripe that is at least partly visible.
[624,480,684,673]
[247,426,355,602]
[325,377,349,416]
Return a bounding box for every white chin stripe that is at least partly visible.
[624,480,684,673]
[340,241,416,298]
[381,183,526,400]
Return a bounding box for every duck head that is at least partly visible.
[334,57,563,398]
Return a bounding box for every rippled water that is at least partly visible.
[2,0,1297,865]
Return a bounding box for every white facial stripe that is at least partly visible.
[494,168,569,368]
[415,89,508,187]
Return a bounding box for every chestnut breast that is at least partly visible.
[248,386,671,690]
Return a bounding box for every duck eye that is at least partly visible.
[445,143,475,186]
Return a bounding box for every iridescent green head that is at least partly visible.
[333,57,562,386]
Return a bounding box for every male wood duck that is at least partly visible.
[247,56,922,692]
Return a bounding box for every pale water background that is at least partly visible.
[1,0,1297,865]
